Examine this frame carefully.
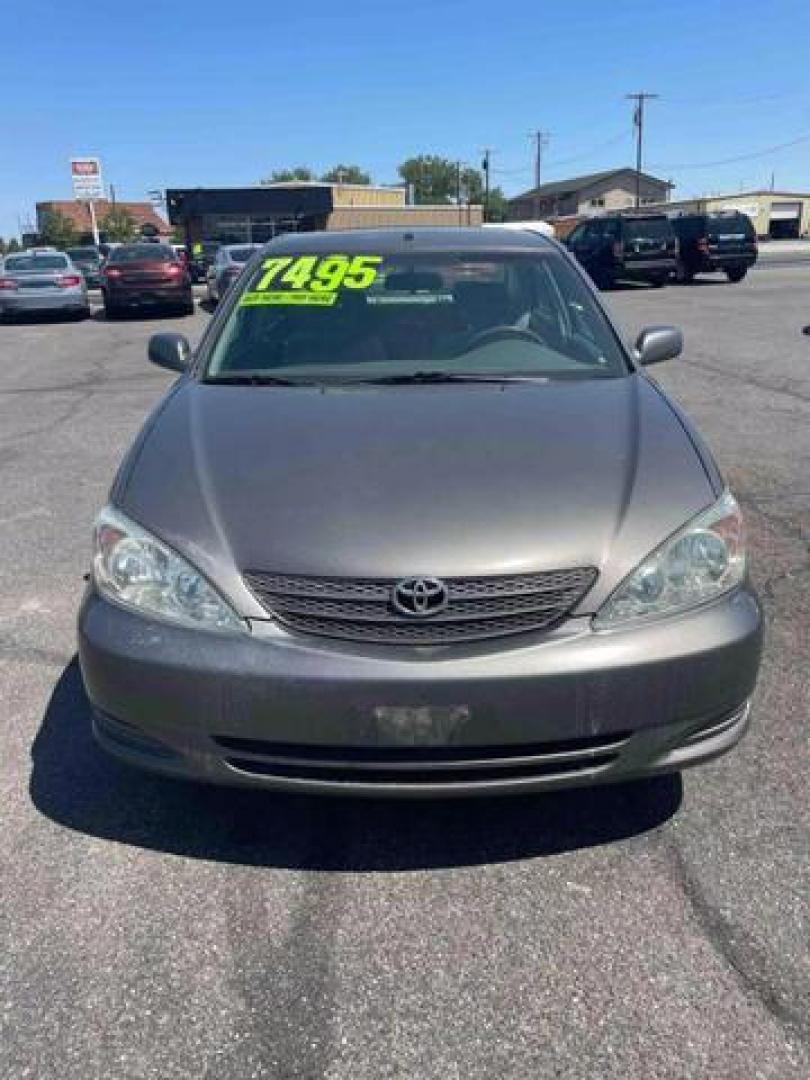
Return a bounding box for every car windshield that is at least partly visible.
[228,247,259,263]
[108,245,175,262]
[66,248,100,264]
[4,254,69,272]
[204,249,629,383]
[624,218,672,241]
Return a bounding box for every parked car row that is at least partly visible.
[564,210,758,288]
[0,243,194,321]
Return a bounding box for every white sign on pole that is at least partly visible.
[70,157,104,200]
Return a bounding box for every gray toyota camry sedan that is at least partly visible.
[78,228,762,796]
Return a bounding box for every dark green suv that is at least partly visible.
[565,214,678,289]
[669,211,758,284]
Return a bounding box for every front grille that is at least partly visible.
[214,732,629,786]
[243,568,597,645]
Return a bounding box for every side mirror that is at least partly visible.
[148,332,191,373]
[635,325,683,367]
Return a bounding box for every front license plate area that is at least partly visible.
[371,705,471,746]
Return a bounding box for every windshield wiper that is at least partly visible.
[203,373,312,386]
[355,371,548,385]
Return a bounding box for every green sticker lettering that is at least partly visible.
[239,291,338,307]
[249,254,382,295]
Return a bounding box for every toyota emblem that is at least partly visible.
[392,577,449,617]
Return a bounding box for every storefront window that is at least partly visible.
[200,214,303,244]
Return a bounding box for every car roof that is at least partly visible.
[113,242,173,252]
[7,249,68,258]
[611,212,669,221]
[265,227,555,255]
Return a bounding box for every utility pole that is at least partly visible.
[481,148,492,222]
[456,160,462,225]
[530,130,549,219]
[626,91,659,207]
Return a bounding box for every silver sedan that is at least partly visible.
[205,244,262,303]
[0,250,90,319]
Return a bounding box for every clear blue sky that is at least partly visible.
[4,0,810,238]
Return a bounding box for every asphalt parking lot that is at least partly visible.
[0,266,808,1079]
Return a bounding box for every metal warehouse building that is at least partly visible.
[166,183,482,245]
[658,190,810,240]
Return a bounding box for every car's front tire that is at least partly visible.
[726,267,747,283]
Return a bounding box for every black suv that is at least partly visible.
[565,213,678,288]
[669,211,757,284]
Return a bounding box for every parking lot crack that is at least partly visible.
[665,839,809,1045]
[0,389,97,447]
[680,355,810,405]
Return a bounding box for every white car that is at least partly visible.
[484,220,555,238]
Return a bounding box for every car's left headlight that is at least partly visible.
[93,505,244,634]
[594,489,746,628]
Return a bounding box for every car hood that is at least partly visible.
[116,376,717,617]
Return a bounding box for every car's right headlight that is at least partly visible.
[594,489,746,629]
[93,505,244,634]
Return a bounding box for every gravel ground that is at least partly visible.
[0,265,807,1079]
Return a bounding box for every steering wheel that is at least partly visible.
[453,324,546,355]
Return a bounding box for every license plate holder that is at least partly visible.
[370,705,471,745]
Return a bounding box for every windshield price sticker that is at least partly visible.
[239,254,383,306]
[240,291,338,307]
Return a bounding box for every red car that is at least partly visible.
[101,243,194,318]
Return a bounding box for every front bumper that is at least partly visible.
[78,585,762,797]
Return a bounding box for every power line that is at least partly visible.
[651,131,810,170]
[545,129,630,169]
[659,88,806,109]
[494,129,633,182]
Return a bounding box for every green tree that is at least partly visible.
[39,208,79,249]
[0,238,6,256]
[6,238,21,254]
[398,154,506,218]
[99,207,137,242]
[484,187,509,221]
[262,166,315,184]
[320,164,370,184]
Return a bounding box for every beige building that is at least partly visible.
[328,184,405,208]
[328,204,483,229]
[649,190,810,240]
[508,168,672,221]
